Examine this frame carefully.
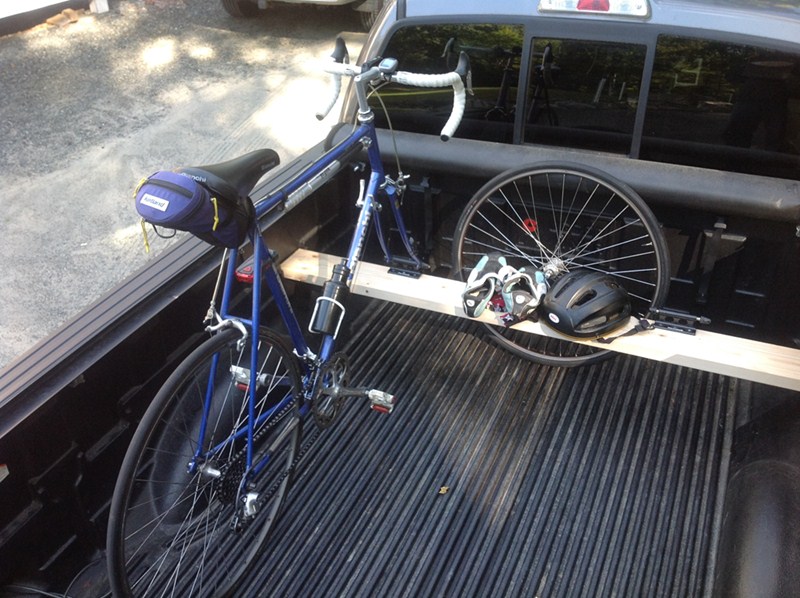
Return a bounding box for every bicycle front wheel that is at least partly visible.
[107,327,302,597]
[452,163,670,367]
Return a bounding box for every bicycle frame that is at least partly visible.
[188,115,419,478]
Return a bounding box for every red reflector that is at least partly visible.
[577,0,610,10]
[235,264,256,284]
[538,0,649,17]
[236,252,276,284]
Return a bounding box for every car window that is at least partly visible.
[642,35,800,180]
[374,24,525,144]
[522,38,647,154]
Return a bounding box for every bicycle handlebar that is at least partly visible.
[316,41,470,142]
[393,57,468,141]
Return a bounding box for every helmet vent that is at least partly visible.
[579,315,608,330]
[573,289,597,307]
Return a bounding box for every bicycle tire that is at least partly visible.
[359,0,384,31]
[220,0,260,18]
[107,327,302,597]
[452,162,670,367]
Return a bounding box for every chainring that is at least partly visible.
[311,352,349,429]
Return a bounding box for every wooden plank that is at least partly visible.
[282,249,800,392]
[90,0,109,14]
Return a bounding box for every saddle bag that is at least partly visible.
[135,170,253,248]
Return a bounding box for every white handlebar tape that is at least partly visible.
[393,71,466,141]
[316,73,342,121]
[316,62,358,121]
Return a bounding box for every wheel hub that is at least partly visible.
[543,257,566,279]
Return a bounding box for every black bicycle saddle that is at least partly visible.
[178,149,280,203]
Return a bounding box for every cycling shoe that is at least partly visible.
[501,268,548,320]
[462,253,507,318]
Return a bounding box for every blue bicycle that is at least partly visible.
[106,39,469,597]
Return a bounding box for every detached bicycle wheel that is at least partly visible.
[107,327,302,597]
[452,163,670,367]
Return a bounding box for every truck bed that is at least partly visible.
[2,137,796,595]
[233,298,737,596]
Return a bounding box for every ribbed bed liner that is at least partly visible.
[240,300,738,597]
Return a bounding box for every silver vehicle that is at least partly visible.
[221,0,385,30]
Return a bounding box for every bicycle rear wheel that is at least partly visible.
[107,327,302,597]
[452,163,670,367]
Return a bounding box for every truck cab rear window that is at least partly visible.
[523,38,646,154]
[374,24,525,144]
[376,24,800,183]
[642,35,800,180]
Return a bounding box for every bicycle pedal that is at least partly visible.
[367,389,396,414]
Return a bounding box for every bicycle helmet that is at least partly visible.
[540,270,631,338]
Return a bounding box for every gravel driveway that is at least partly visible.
[0,0,364,368]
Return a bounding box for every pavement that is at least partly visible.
[0,0,365,369]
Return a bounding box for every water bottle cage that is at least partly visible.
[309,296,347,338]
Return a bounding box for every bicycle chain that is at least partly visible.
[218,459,246,505]
[254,423,322,513]
[250,356,360,512]
[217,386,335,526]
[219,398,325,528]
[217,399,296,508]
